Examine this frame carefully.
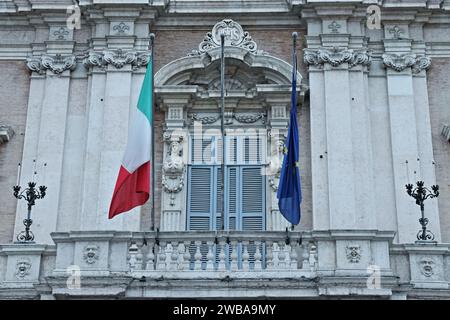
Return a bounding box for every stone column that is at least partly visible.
[14,24,76,244]
[81,15,151,232]
[304,13,376,231]
[382,33,440,242]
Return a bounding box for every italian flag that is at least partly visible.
[109,61,153,219]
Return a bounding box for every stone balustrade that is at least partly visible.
[127,231,317,275]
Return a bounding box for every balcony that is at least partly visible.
[4,229,450,299]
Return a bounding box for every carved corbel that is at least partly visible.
[162,132,186,206]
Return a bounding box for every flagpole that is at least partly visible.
[220,33,225,231]
[150,32,156,231]
[292,31,298,232]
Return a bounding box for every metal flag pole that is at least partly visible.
[220,33,226,231]
[292,32,298,232]
[150,33,156,231]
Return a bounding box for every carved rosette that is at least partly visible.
[26,54,76,75]
[382,53,431,73]
[83,50,150,70]
[162,133,186,206]
[303,47,372,69]
[189,19,263,56]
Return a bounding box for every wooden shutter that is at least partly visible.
[187,166,214,230]
[240,166,265,231]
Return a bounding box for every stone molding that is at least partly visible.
[83,49,150,70]
[26,54,76,75]
[303,47,372,68]
[382,53,431,73]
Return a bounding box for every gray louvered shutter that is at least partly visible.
[240,166,265,231]
[187,166,213,231]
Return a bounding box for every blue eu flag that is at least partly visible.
[277,53,302,225]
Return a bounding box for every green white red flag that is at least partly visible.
[109,59,152,219]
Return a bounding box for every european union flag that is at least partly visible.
[277,48,302,225]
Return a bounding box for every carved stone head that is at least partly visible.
[83,245,99,265]
[15,259,32,279]
[420,258,435,277]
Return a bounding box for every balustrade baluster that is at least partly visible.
[266,240,274,270]
[170,243,179,270]
[230,240,239,271]
[278,241,286,269]
[194,241,202,270]
[183,241,191,270]
[290,242,298,269]
[157,241,167,270]
[218,239,226,271]
[254,241,262,270]
[206,241,215,271]
[145,241,155,270]
[301,243,310,270]
[242,241,250,271]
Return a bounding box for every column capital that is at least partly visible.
[382,53,431,74]
[303,47,372,70]
[26,54,76,76]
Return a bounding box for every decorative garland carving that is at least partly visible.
[162,134,185,206]
[26,54,76,75]
[189,113,220,125]
[189,19,261,56]
[303,47,372,68]
[268,138,285,192]
[83,50,150,70]
[189,111,266,125]
[382,53,431,73]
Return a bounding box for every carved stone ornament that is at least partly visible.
[189,19,263,56]
[189,111,266,125]
[419,258,435,277]
[83,244,100,265]
[162,133,185,206]
[346,244,361,263]
[268,138,285,192]
[15,258,32,279]
[382,53,431,73]
[189,113,220,125]
[303,47,372,68]
[27,54,76,75]
[83,49,150,70]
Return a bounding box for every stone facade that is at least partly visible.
[0,0,450,299]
